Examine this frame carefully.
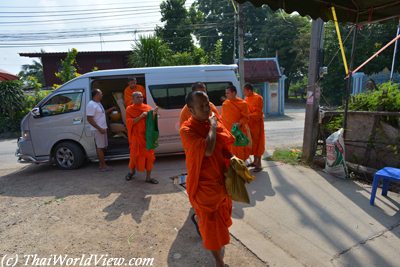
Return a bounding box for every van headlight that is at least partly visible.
[22,130,31,140]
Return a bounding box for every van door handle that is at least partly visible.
[73,117,83,124]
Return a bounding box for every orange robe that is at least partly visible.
[124,84,146,107]
[221,98,251,161]
[126,103,155,171]
[179,102,220,127]
[180,117,235,250]
[245,92,265,157]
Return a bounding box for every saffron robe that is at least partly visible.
[245,92,265,157]
[221,98,251,160]
[180,117,234,250]
[126,103,155,171]
[179,102,220,127]
[124,84,146,107]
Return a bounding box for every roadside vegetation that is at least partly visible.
[265,148,303,165]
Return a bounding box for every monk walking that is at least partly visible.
[124,77,146,107]
[221,85,251,161]
[180,91,234,267]
[179,82,220,127]
[244,83,265,172]
[125,92,159,184]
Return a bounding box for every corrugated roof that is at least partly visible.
[244,58,281,83]
[19,50,131,58]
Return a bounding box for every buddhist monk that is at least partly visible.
[180,91,234,267]
[125,91,159,184]
[221,85,251,161]
[244,83,265,172]
[124,77,146,107]
[179,82,220,127]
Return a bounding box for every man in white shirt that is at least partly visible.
[86,89,115,171]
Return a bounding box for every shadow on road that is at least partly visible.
[232,164,276,219]
[0,155,186,224]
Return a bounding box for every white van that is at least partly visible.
[16,65,241,169]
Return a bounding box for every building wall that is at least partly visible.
[41,53,130,87]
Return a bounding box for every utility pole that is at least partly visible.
[302,18,324,163]
[238,3,245,90]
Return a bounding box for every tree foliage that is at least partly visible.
[128,35,172,67]
[0,80,25,133]
[156,0,194,53]
[18,60,45,87]
[321,19,399,106]
[55,48,80,85]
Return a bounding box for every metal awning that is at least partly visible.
[236,0,400,24]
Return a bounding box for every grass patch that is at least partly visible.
[265,148,303,165]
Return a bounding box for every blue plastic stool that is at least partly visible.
[370,167,400,205]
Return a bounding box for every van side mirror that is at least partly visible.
[31,107,41,118]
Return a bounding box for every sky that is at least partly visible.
[0,0,196,75]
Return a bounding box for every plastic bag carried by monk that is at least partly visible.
[224,156,255,204]
[231,124,249,147]
[145,110,159,150]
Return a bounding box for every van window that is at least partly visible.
[205,82,232,106]
[149,82,232,109]
[41,92,82,116]
[149,83,192,109]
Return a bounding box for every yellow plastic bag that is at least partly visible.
[224,166,250,204]
[224,156,255,204]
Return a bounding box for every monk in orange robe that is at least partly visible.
[179,82,220,127]
[180,91,234,267]
[125,91,158,184]
[244,83,265,172]
[221,85,251,161]
[124,77,146,107]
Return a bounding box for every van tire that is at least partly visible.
[54,142,85,170]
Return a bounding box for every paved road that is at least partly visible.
[0,138,21,170]
[265,107,305,150]
[0,107,305,170]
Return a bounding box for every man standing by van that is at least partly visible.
[87,89,114,172]
[124,77,146,107]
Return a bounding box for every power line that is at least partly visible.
[0,0,195,9]
[0,10,162,25]
[0,6,161,16]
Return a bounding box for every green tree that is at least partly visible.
[156,0,193,53]
[55,48,80,85]
[259,12,311,96]
[128,35,171,67]
[0,80,25,133]
[18,60,45,86]
[192,0,236,63]
[206,40,223,64]
[321,19,398,106]
[194,1,311,97]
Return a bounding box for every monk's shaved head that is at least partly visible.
[186,91,210,121]
[186,91,208,108]
[191,82,206,92]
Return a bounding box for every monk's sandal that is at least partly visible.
[125,172,135,181]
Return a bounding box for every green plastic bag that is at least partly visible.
[145,110,159,150]
[231,124,249,147]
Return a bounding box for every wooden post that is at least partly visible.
[302,19,324,163]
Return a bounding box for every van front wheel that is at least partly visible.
[54,142,85,169]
